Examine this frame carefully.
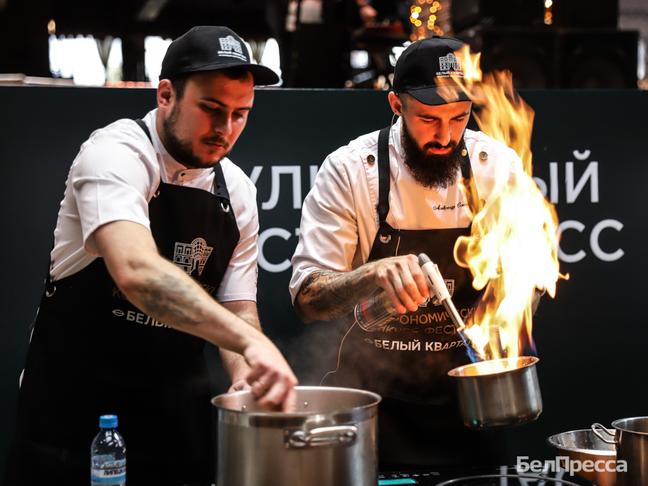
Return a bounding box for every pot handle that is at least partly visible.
[285,425,358,449]
[591,422,617,445]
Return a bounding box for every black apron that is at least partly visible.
[325,126,506,468]
[6,120,240,486]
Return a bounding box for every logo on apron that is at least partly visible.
[173,238,214,276]
[430,279,455,307]
[444,279,455,299]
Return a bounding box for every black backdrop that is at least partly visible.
[1,86,647,478]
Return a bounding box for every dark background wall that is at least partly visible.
[1,86,647,477]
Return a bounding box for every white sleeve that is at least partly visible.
[217,175,259,303]
[289,152,359,302]
[71,137,157,255]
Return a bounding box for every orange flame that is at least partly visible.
[443,46,566,362]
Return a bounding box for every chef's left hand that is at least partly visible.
[243,336,298,412]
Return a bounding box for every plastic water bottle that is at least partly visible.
[91,414,126,486]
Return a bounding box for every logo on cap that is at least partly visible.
[437,53,463,77]
[218,35,247,62]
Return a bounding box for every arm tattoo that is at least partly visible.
[138,272,206,326]
[297,268,376,321]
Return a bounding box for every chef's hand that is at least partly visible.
[369,254,430,314]
[228,379,251,393]
[243,337,298,412]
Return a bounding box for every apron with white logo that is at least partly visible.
[325,126,505,467]
[8,120,239,485]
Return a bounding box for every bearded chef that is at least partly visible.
[290,36,536,468]
[6,26,297,486]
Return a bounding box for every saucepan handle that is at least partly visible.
[285,424,358,449]
[591,422,618,445]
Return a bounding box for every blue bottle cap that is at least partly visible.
[99,414,118,429]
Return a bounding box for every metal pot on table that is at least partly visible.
[211,386,381,486]
[592,416,648,486]
[448,356,542,429]
[547,429,617,486]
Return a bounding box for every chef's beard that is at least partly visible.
[401,119,463,189]
[162,105,230,169]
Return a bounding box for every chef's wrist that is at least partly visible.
[240,331,270,356]
[364,259,384,286]
[229,322,261,356]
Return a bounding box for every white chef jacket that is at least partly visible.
[289,118,522,302]
[50,109,259,303]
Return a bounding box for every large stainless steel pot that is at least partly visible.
[211,386,381,486]
[592,417,648,486]
[448,356,542,429]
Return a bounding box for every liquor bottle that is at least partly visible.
[353,290,398,332]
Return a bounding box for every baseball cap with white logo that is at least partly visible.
[160,26,279,85]
[393,35,469,105]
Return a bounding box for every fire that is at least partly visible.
[442,46,565,362]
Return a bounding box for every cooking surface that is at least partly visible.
[183,465,598,485]
[378,465,595,485]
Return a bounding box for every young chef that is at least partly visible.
[6,26,297,486]
[290,36,528,467]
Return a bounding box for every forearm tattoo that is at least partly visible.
[138,272,206,326]
[297,268,376,321]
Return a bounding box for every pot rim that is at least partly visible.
[447,356,539,378]
[211,385,382,418]
[611,416,648,436]
[547,429,616,456]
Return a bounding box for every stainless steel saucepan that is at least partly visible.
[448,356,542,429]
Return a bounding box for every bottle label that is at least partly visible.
[91,456,126,486]
[354,293,396,332]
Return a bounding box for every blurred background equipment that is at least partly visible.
[479,27,639,89]
[0,0,645,89]
[552,0,619,28]
[479,29,557,89]
[558,29,639,88]
[0,0,276,86]
[451,0,642,89]
[276,0,352,88]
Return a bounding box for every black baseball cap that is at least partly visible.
[160,26,279,86]
[393,36,469,105]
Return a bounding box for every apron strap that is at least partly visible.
[376,126,392,231]
[458,138,472,181]
[135,118,152,142]
[212,163,231,202]
[212,163,233,213]
[134,118,164,200]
